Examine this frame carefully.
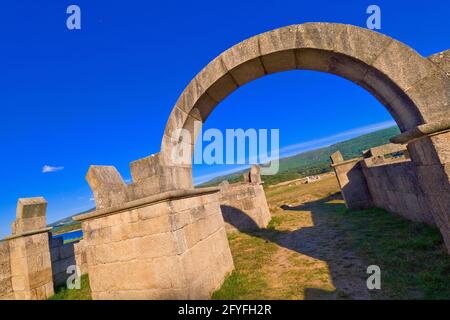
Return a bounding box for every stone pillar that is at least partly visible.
[79,166,234,299]
[392,120,450,254]
[128,153,193,198]
[4,198,54,300]
[242,165,263,184]
[330,151,374,210]
[220,165,271,232]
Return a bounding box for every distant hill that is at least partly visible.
[48,207,95,227]
[199,126,400,187]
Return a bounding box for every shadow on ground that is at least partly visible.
[223,193,372,300]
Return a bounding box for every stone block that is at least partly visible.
[205,73,238,102]
[429,131,450,165]
[333,24,392,65]
[163,106,201,146]
[221,35,261,71]
[173,78,205,115]
[86,166,128,210]
[405,72,450,124]
[296,23,345,52]
[13,198,47,234]
[261,50,296,74]
[407,138,442,166]
[259,25,297,56]
[258,25,297,74]
[372,40,435,94]
[362,68,420,130]
[295,48,334,73]
[330,151,344,164]
[135,233,179,259]
[428,49,450,75]
[195,56,228,94]
[78,188,233,299]
[416,164,450,195]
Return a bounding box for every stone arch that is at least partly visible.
[81,23,450,299]
[159,23,449,178]
[88,23,450,251]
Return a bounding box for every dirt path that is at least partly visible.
[261,174,372,300]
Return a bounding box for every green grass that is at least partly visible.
[64,237,82,244]
[49,274,92,300]
[213,199,450,300]
[325,204,450,299]
[51,223,82,236]
[267,216,283,230]
[212,232,279,300]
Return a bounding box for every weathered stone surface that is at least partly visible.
[0,197,57,300]
[77,189,233,300]
[161,23,444,169]
[365,143,407,158]
[221,35,261,72]
[404,72,450,123]
[258,25,297,73]
[428,49,450,76]
[128,153,193,198]
[331,154,373,210]
[0,241,13,299]
[330,151,344,164]
[362,157,436,226]
[8,234,54,300]
[86,166,128,210]
[13,198,47,234]
[219,166,271,232]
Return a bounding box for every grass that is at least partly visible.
[51,222,82,236]
[48,274,92,300]
[64,237,82,244]
[212,232,279,299]
[326,204,450,299]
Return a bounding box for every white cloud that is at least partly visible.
[42,165,64,173]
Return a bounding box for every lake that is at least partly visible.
[53,229,83,242]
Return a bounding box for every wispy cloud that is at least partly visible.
[194,165,251,185]
[277,120,396,159]
[42,165,64,173]
[193,120,397,185]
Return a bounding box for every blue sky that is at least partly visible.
[0,0,448,237]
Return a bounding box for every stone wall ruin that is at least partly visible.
[219,165,271,232]
[331,143,437,226]
[0,198,87,300]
